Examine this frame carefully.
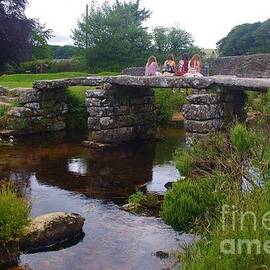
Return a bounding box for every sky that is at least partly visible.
[25,0,270,48]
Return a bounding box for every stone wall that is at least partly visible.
[207,54,270,78]
[4,87,67,134]
[86,85,156,144]
[122,67,145,76]
[182,90,246,137]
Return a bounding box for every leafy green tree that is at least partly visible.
[72,0,151,72]
[52,45,80,59]
[0,0,33,71]
[31,19,53,59]
[151,26,203,62]
[217,19,270,56]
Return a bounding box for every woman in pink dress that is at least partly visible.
[175,53,189,76]
[145,56,159,76]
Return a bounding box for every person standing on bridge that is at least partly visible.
[145,56,160,76]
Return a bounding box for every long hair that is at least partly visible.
[147,56,157,66]
[181,53,189,72]
[167,54,175,62]
[189,54,202,67]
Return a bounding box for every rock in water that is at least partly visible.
[19,212,85,253]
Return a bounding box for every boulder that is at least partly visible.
[19,212,85,253]
[184,119,223,133]
[182,104,223,120]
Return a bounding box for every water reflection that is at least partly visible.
[0,127,191,270]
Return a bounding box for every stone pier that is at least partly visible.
[182,90,246,137]
[1,82,67,134]
[85,84,156,144]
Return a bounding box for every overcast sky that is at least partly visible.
[25,0,270,48]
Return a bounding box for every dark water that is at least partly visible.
[0,127,194,270]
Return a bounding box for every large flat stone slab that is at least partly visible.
[34,75,270,92]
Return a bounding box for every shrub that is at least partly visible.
[155,89,187,123]
[230,123,253,152]
[0,107,8,117]
[161,177,219,232]
[0,184,30,241]
[174,149,192,176]
[16,58,86,74]
[181,185,270,270]
[173,134,233,178]
[65,86,89,130]
[128,191,146,204]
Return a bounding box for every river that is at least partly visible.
[0,127,194,270]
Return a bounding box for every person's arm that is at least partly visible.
[173,61,177,72]
[195,61,201,72]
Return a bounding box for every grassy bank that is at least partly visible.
[0,183,30,242]
[0,72,88,89]
[161,122,270,269]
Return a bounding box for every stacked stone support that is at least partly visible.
[182,89,246,137]
[5,85,67,134]
[86,85,156,144]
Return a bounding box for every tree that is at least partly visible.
[151,26,200,61]
[31,19,53,59]
[217,19,270,56]
[51,45,80,59]
[0,0,33,71]
[72,0,152,72]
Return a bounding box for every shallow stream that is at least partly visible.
[0,127,194,270]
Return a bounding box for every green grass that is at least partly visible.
[155,89,187,123]
[181,185,270,270]
[0,72,88,89]
[0,184,30,241]
[0,71,120,89]
[65,86,90,130]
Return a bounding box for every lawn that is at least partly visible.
[0,72,88,89]
[0,71,120,89]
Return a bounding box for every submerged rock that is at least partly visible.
[154,250,169,259]
[19,212,85,253]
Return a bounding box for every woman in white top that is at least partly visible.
[184,54,203,77]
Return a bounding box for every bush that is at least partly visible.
[65,86,89,130]
[230,123,253,152]
[181,185,270,270]
[161,177,218,232]
[173,134,232,179]
[246,89,270,113]
[15,57,86,74]
[0,107,8,117]
[128,191,146,204]
[174,149,192,176]
[155,89,187,123]
[0,184,30,241]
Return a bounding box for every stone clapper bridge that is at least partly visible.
[4,75,270,146]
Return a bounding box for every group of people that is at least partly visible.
[145,53,203,77]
